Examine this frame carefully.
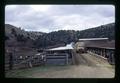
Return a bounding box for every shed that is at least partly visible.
[45,43,74,65]
[75,38,109,52]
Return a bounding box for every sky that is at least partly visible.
[5,5,115,33]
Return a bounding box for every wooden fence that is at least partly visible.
[5,52,46,71]
[86,47,115,65]
[5,52,71,71]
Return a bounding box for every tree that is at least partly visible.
[16,34,27,42]
[34,23,115,48]
[11,28,17,37]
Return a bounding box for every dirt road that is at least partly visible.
[28,53,114,78]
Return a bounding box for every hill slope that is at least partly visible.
[76,23,115,39]
[5,23,115,48]
[5,24,45,47]
[35,23,115,48]
[5,24,44,40]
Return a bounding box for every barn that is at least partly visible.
[74,38,115,64]
[74,38,109,53]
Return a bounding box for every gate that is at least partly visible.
[45,53,69,65]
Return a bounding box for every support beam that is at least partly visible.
[66,53,68,65]
[101,49,103,56]
[103,49,106,58]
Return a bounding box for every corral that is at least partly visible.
[5,43,74,71]
[5,38,115,78]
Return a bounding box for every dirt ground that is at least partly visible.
[6,52,115,78]
[28,53,114,78]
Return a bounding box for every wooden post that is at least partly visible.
[94,48,96,54]
[9,52,13,70]
[107,51,111,63]
[28,57,33,68]
[71,50,75,65]
[95,49,96,54]
[28,61,32,68]
[108,50,114,64]
[96,49,97,54]
[103,49,106,58]
[101,49,103,56]
[66,53,68,65]
[98,49,99,55]
[111,52,115,64]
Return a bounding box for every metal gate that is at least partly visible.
[45,53,68,65]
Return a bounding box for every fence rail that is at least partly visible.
[5,52,70,71]
[86,47,115,65]
[5,53,46,71]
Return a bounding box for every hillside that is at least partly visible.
[34,23,115,48]
[5,23,115,48]
[5,24,44,40]
[76,23,115,39]
[5,24,45,47]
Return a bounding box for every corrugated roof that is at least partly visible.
[79,38,108,41]
[48,43,73,51]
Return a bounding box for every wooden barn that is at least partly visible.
[74,38,109,53]
[75,38,115,64]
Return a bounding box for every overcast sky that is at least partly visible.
[5,5,115,33]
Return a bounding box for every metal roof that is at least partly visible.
[85,40,115,49]
[48,43,73,51]
[87,46,115,49]
[79,38,108,41]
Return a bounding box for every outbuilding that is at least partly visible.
[74,38,109,53]
[45,43,74,65]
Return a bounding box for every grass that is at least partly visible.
[5,65,71,78]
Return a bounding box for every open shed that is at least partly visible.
[45,43,74,65]
[75,38,109,52]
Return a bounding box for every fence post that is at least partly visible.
[66,53,68,65]
[101,49,103,56]
[111,52,115,64]
[103,49,106,58]
[28,61,33,68]
[9,52,13,70]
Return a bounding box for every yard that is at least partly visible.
[5,53,115,78]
